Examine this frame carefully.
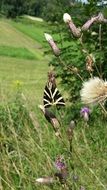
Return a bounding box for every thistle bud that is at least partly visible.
[44,33,60,56]
[97,12,104,23]
[67,120,75,141]
[71,66,79,74]
[80,107,90,122]
[63,13,71,23]
[86,54,95,72]
[55,156,68,184]
[63,13,81,38]
[82,16,98,31]
[36,177,54,184]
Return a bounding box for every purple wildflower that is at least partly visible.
[55,156,66,171]
[80,107,90,121]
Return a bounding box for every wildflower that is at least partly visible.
[80,107,90,121]
[96,12,107,23]
[55,156,68,184]
[36,177,54,184]
[81,16,98,31]
[13,80,23,88]
[86,54,95,72]
[80,77,107,105]
[38,105,61,137]
[63,13,81,38]
[44,33,60,56]
[55,156,66,171]
[67,120,76,141]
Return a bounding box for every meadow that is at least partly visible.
[0,17,107,190]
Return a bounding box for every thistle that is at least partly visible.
[96,12,107,23]
[44,33,60,56]
[80,107,90,121]
[36,177,54,184]
[55,156,68,184]
[81,16,98,31]
[63,13,81,38]
[86,54,95,72]
[80,77,107,105]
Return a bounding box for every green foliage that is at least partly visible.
[0,45,37,60]
[0,91,107,189]
[46,2,107,105]
[0,0,28,18]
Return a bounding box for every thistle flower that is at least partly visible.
[55,156,68,184]
[55,156,66,171]
[63,13,81,38]
[38,105,61,137]
[67,120,75,141]
[86,54,95,72]
[80,77,107,105]
[80,107,90,121]
[44,33,60,56]
[97,12,107,23]
[81,16,98,31]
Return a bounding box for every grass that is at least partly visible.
[0,45,37,60]
[0,18,45,60]
[0,18,49,105]
[0,17,107,190]
[0,56,48,105]
[11,17,48,46]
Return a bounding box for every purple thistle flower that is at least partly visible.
[55,156,66,171]
[80,107,90,121]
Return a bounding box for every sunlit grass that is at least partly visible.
[11,17,47,46]
[0,45,37,60]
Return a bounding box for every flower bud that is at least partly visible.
[97,12,104,23]
[63,13,72,23]
[82,16,98,31]
[55,156,68,184]
[86,54,95,72]
[36,177,54,184]
[67,120,75,140]
[80,107,90,122]
[44,33,60,56]
[63,13,81,38]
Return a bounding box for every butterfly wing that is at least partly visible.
[43,83,65,108]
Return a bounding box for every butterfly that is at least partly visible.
[43,72,65,108]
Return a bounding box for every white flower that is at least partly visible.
[80,77,107,104]
[63,13,71,23]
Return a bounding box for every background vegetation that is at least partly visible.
[0,0,107,190]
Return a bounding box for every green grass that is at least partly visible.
[0,56,48,105]
[0,45,37,60]
[0,18,49,104]
[11,17,47,46]
[0,18,45,60]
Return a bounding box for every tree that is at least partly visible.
[1,0,28,18]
